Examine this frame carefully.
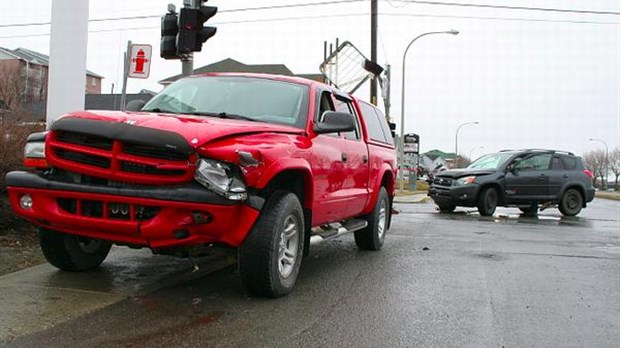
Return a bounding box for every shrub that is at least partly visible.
[0,121,44,230]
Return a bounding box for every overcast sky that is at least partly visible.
[1,0,618,157]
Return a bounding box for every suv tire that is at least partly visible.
[559,188,583,216]
[39,229,112,271]
[355,187,389,251]
[239,190,304,297]
[477,187,498,216]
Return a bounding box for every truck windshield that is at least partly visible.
[143,76,309,129]
[467,153,513,170]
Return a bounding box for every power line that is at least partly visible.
[382,12,620,25]
[0,0,366,28]
[2,8,619,39]
[392,0,620,16]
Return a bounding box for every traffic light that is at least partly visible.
[177,3,217,54]
[160,6,179,59]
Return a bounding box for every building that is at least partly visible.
[159,58,325,86]
[0,46,104,106]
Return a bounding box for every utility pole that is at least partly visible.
[370,0,378,105]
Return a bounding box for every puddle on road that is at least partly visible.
[434,210,593,228]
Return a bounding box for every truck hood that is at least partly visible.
[436,168,497,178]
[60,110,305,147]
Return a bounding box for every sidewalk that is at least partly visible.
[394,191,431,204]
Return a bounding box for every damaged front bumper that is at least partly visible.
[6,171,263,248]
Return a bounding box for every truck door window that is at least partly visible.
[333,96,360,141]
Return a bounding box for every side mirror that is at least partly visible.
[389,122,396,137]
[506,164,516,173]
[314,111,355,134]
[126,99,146,112]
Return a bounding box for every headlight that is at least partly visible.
[194,159,247,201]
[24,141,45,159]
[455,176,476,186]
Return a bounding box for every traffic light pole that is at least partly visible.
[181,0,198,77]
[181,54,193,77]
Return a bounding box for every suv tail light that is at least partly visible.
[582,169,594,179]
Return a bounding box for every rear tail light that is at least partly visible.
[582,169,594,179]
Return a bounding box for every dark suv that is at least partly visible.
[428,149,595,216]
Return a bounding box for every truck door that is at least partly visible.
[333,95,369,217]
[311,91,350,224]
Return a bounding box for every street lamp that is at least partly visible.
[589,138,609,189]
[399,29,459,191]
[454,121,478,168]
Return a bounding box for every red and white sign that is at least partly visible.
[128,44,152,79]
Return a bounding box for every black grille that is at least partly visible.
[123,142,187,161]
[120,161,185,176]
[56,198,160,221]
[55,149,110,168]
[57,131,113,150]
[433,177,453,186]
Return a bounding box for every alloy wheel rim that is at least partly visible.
[377,199,387,240]
[278,215,299,278]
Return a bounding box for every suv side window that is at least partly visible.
[559,155,578,170]
[550,156,564,170]
[333,95,360,141]
[514,154,552,171]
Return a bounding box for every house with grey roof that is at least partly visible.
[158,58,324,86]
[0,46,104,107]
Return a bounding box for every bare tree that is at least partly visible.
[583,149,606,189]
[609,147,620,190]
[0,65,26,110]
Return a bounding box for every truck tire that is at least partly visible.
[239,190,305,297]
[559,188,583,216]
[477,187,498,216]
[39,228,112,271]
[355,187,389,251]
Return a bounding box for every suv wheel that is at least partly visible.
[239,190,304,297]
[477,187,498,216]
[559,188,583,216]
[39,229,112,271]
[355,187,389,251]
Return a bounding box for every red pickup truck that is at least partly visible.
[6,73,397,297]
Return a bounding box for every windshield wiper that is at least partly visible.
[142,108,178,114]
[184,111,257,122]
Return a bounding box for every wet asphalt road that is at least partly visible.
[3,199,619,348]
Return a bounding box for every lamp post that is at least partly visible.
[589,138,609,189]
[454,121,478,168]
[399,29,459,191]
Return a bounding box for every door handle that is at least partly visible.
[341,153,348,163]
[563,174,569,178]
[363,155,368,164]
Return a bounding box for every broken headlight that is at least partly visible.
[194,159,247,201]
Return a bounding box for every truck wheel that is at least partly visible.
[39,229,112,271]
[355,187,389,251]
[477,187,498,216]
[239,190,305,297]
[559,188,583,216]
[437,203,456,213]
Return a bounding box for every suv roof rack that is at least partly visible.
[499,149,575,156]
